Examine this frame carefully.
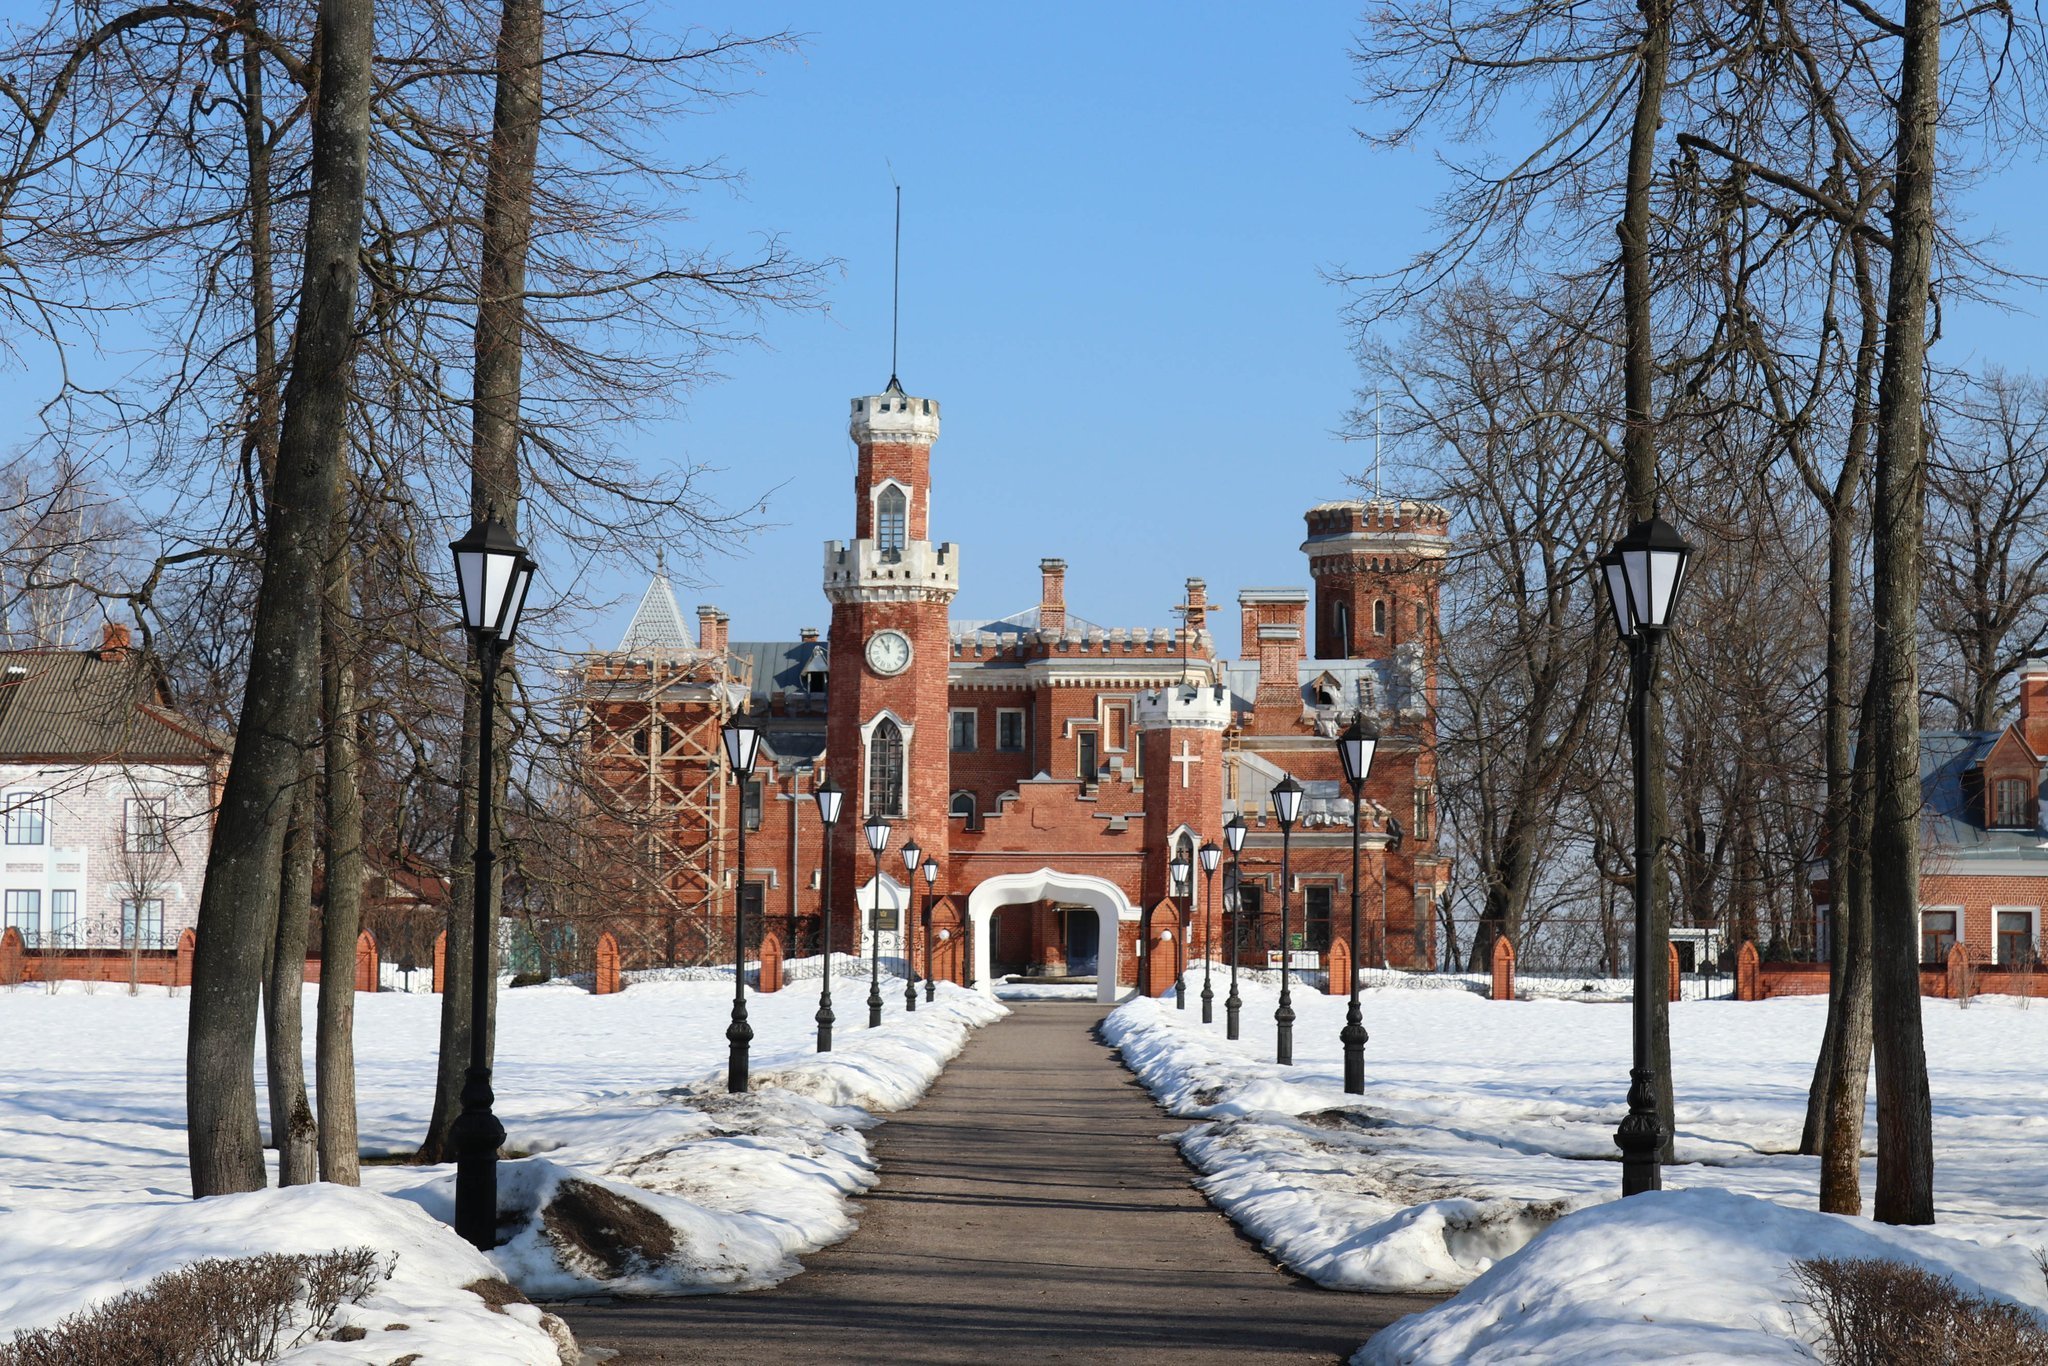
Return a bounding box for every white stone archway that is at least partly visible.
[856,873,911,969]
[965,868,1138,1003]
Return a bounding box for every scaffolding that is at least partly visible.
[576,645,752,967]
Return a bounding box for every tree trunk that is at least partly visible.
[317,520,364,1185]
[265,771,319,1185]
[1868,0,1941,1228]
[1619,0,1676,1163]
[1820,678,1879,1213]
[185,0,374,1198]
[1803,235,1881,1161]
[421,0,542,1161]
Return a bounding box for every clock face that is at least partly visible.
[865,630,913,676]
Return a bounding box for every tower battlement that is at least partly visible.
[849,388,941,446]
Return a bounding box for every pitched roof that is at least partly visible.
[0,649,211,762]
[618,576,693,652]
[951,605,1108,638]
[1920,729,2048,863]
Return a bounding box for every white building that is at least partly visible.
[0,629,217,950]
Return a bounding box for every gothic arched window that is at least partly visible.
[1373,599,1387,636]
[868,718,905,816]
[877,485,908,556]
[1174,831,1196,897]
[1334,602,1350,656]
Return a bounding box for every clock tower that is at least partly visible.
[823,381,958,952]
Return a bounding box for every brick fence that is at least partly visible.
[0,925,389,992]
[1735,939,2048,1000]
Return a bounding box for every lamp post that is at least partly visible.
[1223,814,1246,1040]
[922,857,939,1002]
[813,779,842,1052]
[1597,514,1694,1197]
[1336,714,1378,1095]
[900,839,922,1012]
[1199,841,1221,1023]
[721,711,764,1094]
[1271,774,1304,1065]
[446,512,535,1251]
[864,813,889,1028]
[1169,848,1193,1008]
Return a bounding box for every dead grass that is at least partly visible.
[1793,1256,2048,1365]
[0,1247,389,1366]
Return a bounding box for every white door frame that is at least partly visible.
[965,867,1138,1003]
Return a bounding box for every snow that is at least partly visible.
[1107,972,2048,1360]
[0,974,1003,1360]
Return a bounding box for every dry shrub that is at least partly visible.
[1793,1256,2048,1365]
[0,1247,390,1366]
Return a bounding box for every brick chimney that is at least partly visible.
[1180,577,1209,637]
[98,621,131,662]
[2020,654,2048,756]
[1039,558,1068,635]
[695,606,729,654]
[1238,589,1308,713]
[800,627,819,644]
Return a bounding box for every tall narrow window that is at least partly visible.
[126,797,168,852]
[1304,885,1333,953]
[877,485,908,556]
[122,897,165,950]
[1334,602,1350,656]
[1077,731,1099,786]
[1373,599,1387,636]
[49,889,76,948]
[868,718,904,816]
[742,777,763,832]
[3,890,39,947]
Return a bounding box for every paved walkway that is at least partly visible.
[557,1000,1437,1364]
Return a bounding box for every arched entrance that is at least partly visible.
[965,868,1136,1003]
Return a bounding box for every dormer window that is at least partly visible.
[877,486,907,557]
[804,667,828,696]
[1993,776,2033,829]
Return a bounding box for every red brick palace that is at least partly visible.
[577,381,1449,998]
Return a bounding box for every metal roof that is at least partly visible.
[951,605,1108,638]
[1921,729,2048,865]
[0,649,211,762]
[618,576,693,652]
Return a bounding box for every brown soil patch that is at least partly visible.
[541,1178,677,1280]
[465,1277,531,1313]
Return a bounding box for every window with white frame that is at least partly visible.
[950,708,977,752]
[1920,907,1959,964]
[49,890,77,948]
[126,797,169,852]
[876,485,908,556]
[121,897,165,950]
[996,708,1026,752]
[3,792,45,846]
[1996,908,2038,966]
[3,889,38,946]
[949,791,977,822]
[867,718,905,817]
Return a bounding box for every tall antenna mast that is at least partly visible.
[890,181,902,388]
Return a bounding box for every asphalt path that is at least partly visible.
[556,999,1439,1364]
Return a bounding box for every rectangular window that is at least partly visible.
[1077,731,1099,785]
[1234,881,1263,950]
[1413,783,1433,843]
[49,889,76,948]
[1304,885,1333,952]
[1994,777,2033,829]
[741,777,762,833]
[1996,909,2038,966]
[125,797,168,853]
[950,708,977,752]
[1104,704,1127,751]
[3,889,39,947]
[3,792,45,846]
[1920,908,1959,964]
[997,709,1026,752]
[121,897,165,950]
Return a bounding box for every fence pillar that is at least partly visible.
[1736,940,1760,1001]
[1325,934,1351,996]
[175,928,196,989]
[1667,942,1681,1003]
[1145,926,1177,999]
[0,925,21,986]
[432,930,446,993]
[354,930,379,993]
[593,931,621,996]
[758,931,785,993]
[1490,936,1516,1001]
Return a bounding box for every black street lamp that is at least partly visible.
[1199,841,1221,1023]
[1223,814,1246,1040]
[446,512,535,1252]
[900,839,922,1012]
[921,857,939,1002]
[1336,713,1379,1095]
[1169,848,1193,1009]
[864,812,890,1028]
[1598,514,1694,1197]
[1271,774,1304,1065]
[721,711,764,1093]
[813,779,842,1052]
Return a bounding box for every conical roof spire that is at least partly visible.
[618,574,693,652]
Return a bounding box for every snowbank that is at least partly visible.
[1106,978,2048,1356]
[0,977,1003,1360]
